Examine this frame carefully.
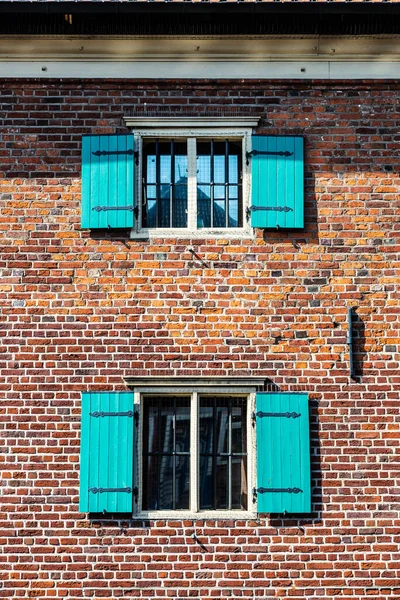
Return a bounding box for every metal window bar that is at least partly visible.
[225,139,229,228]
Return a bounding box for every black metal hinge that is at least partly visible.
[89,411,134,418]
[92,205,135,213]
[89,487,132,494]
[253,411,301,420]
[254,487,303,495]
[92,149,139,165]
[248,205,293,214]
[246,149,294,165]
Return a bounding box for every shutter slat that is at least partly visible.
[250,135,304,229]
[81,134,135,229]
[79,392,134,513]
[256,392,311,513]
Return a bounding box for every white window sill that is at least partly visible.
[136,510,257,520]
[130,226,254,240]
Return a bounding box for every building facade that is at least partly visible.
[1,2,399,599]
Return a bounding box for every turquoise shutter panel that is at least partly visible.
[250,136,304,229]
[79,392,135,513]
[81,134,135,229]
[255,393,311,513]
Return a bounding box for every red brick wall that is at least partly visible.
[1,79,399,599]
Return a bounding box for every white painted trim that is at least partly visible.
[129,127,253,240]
[2,36,400,79]
[125,117,260,128]
[135,387,256,519]
[3,59,400,79]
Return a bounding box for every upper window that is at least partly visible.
[81,120,305,234]
[142,138,242,230]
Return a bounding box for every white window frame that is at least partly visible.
[126,377,264,519]
[123,117,259,239]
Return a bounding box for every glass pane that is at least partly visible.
[231,456,247,510]
[146,154,156,184]
[199,404,213,454]
[159,406,174,455]
[214,185,225,200]
[176,405,190,453]
[213,200,226,228]
[197,154,211,184]
[197,186,211,228]
[232,404,245,453]
[159,454,173,510]
[215,456,228,509]
[228,200,238,228]
[175,154,188,184]
[214,155,225,184]
[147,405,160,453]
[216,405,228,454]
[228,155,238,184]
[159,197,170,228]
[160,155,171,184]
[200,456,212,509]
[172,187,187,228]
[144,455,158,510]
[175,455,190,509]
[145,199,156,228]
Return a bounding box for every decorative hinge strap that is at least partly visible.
[89,411,134,418]
[253,411,301,419]
[246,149,293,165]
[254,487,303,495]
[248,205,293,213]
[92,149,134,157]
[92,205,135,213]
[92,149,139,165]
[89,487,132,494]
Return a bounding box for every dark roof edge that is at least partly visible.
[1,2,400,16]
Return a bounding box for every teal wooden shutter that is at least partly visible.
[250,136,304,229]
[255,393,311,513]
[79,392,135,513]
[81,134,135,229]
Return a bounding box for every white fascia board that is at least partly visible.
[1,36,400,79]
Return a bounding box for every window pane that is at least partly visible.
[160,154,171,184]
[197,186,211,228]
[229,155,238,184]
[143,139,187,229]
[197,154,211,184]
[199,397,247,510]
[214,154,225,184]
[216,456,228,509]
[143,396,190,510]
[175,455,190,509]
[231,456,247,509]
[200,456,212,509]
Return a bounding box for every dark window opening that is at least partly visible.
[143,396,190,510]
[199,396,247,510]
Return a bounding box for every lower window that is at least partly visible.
[141,394,248,512]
